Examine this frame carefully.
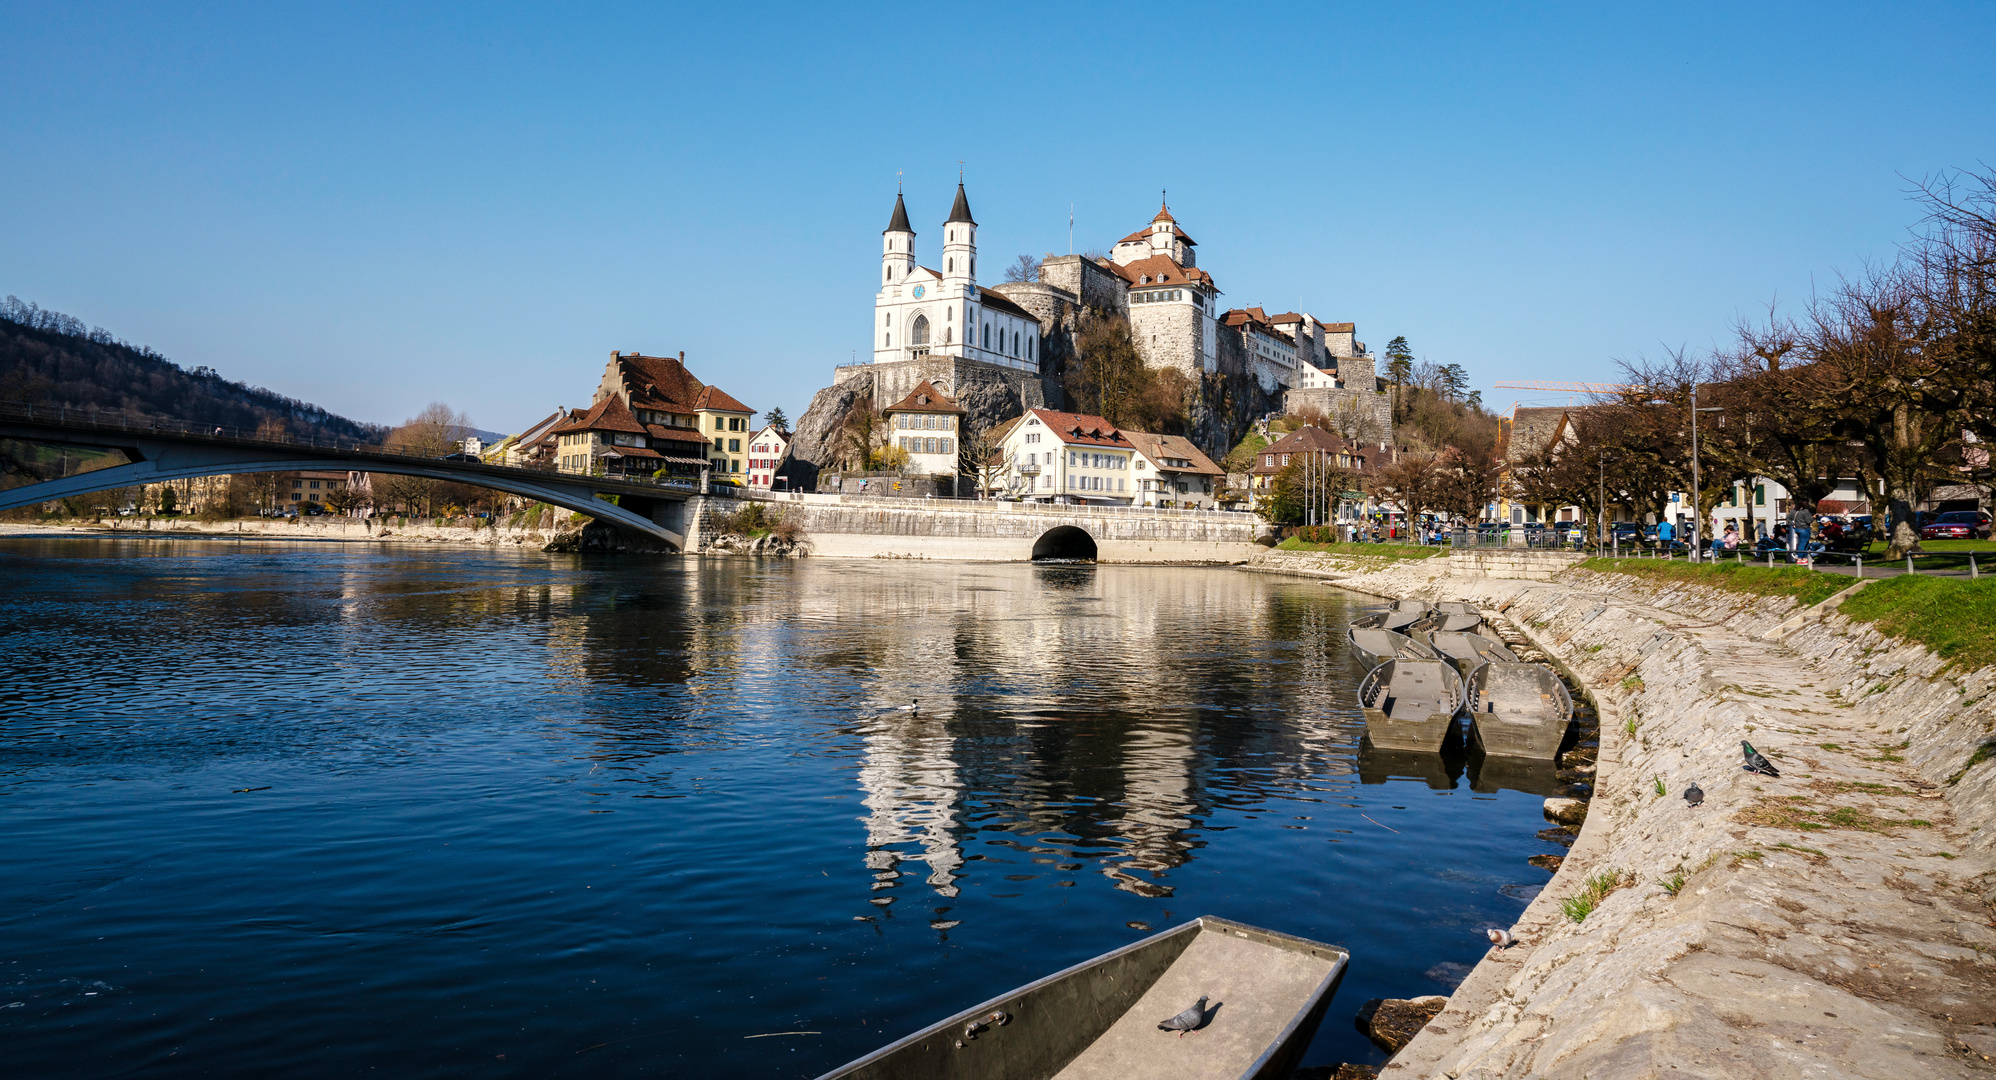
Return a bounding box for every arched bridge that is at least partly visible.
[0,404,690,548]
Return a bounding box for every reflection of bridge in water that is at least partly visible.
[0,404,691,547]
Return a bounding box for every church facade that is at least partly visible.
[873,183,1043,375]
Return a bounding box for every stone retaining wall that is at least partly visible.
[1310,559,1996,1078]
[13,516,567,547]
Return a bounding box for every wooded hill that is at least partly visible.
[0,296,385,442]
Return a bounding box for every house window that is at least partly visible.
[728,439,740,452]
[1754,484,1765,505]
[309,481,320,489]
[1265,455,1274,467]
[715,417,725,430]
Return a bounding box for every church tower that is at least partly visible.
[881,190,915,285]
[942,180,977,292]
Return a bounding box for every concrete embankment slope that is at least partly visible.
[1322,560,1996,1078]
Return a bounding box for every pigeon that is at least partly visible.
[1683,782,1704,807]
[1157,996,1208,1037]
[1485,928,1515,949]
[1740,741,1780,777]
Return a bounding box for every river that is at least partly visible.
[0,539,1563,1076]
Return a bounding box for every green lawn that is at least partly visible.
[1576,557,1850,607]
[1838,575,1996,672]
[1276,538,1446,559]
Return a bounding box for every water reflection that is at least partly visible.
[0,540,1567,1078]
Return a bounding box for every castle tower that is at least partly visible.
[882,190,915,285]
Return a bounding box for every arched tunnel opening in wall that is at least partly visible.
[1031,525,1098,562]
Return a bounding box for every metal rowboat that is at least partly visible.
[813,916,1350,1080]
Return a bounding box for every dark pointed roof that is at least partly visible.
[946,182,976,226]
[883,191,913,235]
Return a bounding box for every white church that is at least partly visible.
[873,182,1042,374]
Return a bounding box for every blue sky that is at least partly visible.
[3,2,1991,432]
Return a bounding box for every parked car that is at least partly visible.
[438,452,479,462]
[1920,510,1993,541]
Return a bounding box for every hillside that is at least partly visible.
[0,296,385,442]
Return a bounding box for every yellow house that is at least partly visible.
[694,385,755,482]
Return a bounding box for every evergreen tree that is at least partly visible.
[1384,336,1415,424]
[762,407,789,432]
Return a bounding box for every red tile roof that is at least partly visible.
[1106,254,1213,288]
[885,380,966,415]
[1123,430,1223,476]
[645,424,711,446]
[1321,322,1356,333]
[1248,426,1375,475]
[1023,408,1132,449]
[693,385,752,414]
[552,394,647,436]
[613,353,705,411]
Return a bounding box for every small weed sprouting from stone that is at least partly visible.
[1773,842,1826,861]
[1625,718,1638,736]
[1653,775,1666,797]
[1819,743,1844,752]
[1560,869,1634,923]
[1866,682,1889,696]
[1620,675,1645,691]
[1659,870,1688,897]
[1929,851,1957,859]
[1728,849,1765,869]
[1950,741,1996,786]
[1586,644,1604,653]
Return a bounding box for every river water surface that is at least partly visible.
[0,539,1563,1077]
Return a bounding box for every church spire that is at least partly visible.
[946,180,976,226]
[883,190,913,235]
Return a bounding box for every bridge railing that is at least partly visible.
[737,487,1261,521]
[0,401,720,495]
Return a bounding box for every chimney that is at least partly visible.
[679,351,685,362]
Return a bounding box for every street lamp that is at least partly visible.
[1690,384,1724,561]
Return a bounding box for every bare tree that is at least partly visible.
[1002,255,1040,284]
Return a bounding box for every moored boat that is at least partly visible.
[1347,627,1438,669]
[812,916,1350,1080]
[1467,661,1574,759]
[1358,658,1466,752]
[1424,631,1519,682]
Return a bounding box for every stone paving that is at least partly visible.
[1318,561,1996,1078]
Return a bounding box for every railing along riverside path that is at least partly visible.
[740,488,1260,522]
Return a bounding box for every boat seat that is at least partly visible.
[1385,696,1437,722]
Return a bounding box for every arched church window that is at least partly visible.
[885,312,891,325]
[945,326,952,343]
[948,258,953,272]
[911,315,929,345]
[885,333,891,347]
[982,322,990,349]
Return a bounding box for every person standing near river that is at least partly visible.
[1787,503,1813,564]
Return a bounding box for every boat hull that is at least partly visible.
[1347,627,1437,670]
[812,917,1348,1080]
[1468,661,1574,759]
[1358,659,1465,752]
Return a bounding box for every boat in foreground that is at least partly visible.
[1468,661,1574,758]
[1358,658,1466,752]
[812,916,1349,1080]
[1347,627,1438,669]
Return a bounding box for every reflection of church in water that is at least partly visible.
[857,715,965,897]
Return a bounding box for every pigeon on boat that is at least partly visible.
[1158,996,1208,1037]
[1683,782,1705,807]
[1740,741,1780,777]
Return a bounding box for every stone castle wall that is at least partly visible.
[1281,385,1393,442]
[1038,255,1127,316]
[1129,300,1205,376]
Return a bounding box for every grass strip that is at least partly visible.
[1837,574,1996,673]
[1576,557,1848,607]
[1275,538,1445,559]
